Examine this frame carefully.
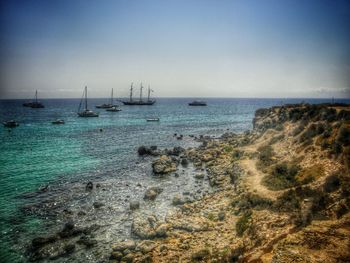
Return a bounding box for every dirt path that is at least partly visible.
[239,159,280,200]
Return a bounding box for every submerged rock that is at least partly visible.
[130,201,140,210]
[86,181,93,191]
[144,187,163,200]
[93,202,105,209]
[138,145,159,156]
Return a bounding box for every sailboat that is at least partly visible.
[96,88,118,108]
[23,90,44,108]
[78,86,99,117]
[121,83,155,105]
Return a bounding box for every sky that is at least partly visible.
[0,0,349,99]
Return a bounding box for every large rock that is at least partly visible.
[144,187,163,200]
[131,215,169,239]
[112,240,136,252]
[152,155,177,174]
[138,146,159,156]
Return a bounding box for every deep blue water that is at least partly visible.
[0,97,348,262]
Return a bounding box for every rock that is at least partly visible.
[144,187,163,200]
[192,248,211,261]
[166,146,185,156]
[138,145,159,156]
[112,240,136,252]
[136,240,157,253]
[194,173,205,179]
[31,235,58,249]
[64,244,75,254]
[110,251,123,260]
[86,181,93,191]
[77,235,97,248]
[130,201,140,210]
[180,158,189,167]
[172,194,185,206]
[59,221,83,238]
[155,224,169,237]
[174,173,179,177]
[152,155,177,174]
[131,215,159,239]
[122,253,135,263]
[93,202,104,208]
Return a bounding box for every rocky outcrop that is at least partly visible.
[152,155,178,174]
[131,215,169,239]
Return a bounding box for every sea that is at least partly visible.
[0,97,348,262]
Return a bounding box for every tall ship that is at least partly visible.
[78,86,99,117]
[96,88,118,109]
[121,83,155,105]
[23,90,45,108]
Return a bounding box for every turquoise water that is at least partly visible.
[0,97,348,262]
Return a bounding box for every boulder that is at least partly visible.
[194,173,205,179]
[152,155,177,174]
[131,215,167,239]
[136,240,157,253]
[112,240,137,252]
[180,158,189,167]
[138,146,159,156]
[93,202,105,209]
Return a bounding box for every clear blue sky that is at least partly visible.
[0,0,349,98]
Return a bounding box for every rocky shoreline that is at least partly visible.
[109,103,350,262]
[24,103,350,262]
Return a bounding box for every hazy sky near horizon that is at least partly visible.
[0,0,350,99]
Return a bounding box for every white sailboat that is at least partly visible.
[78,86,99,117]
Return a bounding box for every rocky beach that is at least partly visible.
[24,103,350,262]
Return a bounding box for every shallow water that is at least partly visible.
[0,97,348,262]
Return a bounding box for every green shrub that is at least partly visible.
[273,190,300,212]
[336,126,350,146]
[257,145,274,168]
[224,145,233,152]
[236,193,273,211]
[236,210,252,236]
[263,162,300,190]
[231,150,244,160]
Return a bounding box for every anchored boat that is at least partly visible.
[23,90,44,108]
[96,88,118,109]
[188,100,207,106]
[78,86,99,117]
[52,119,65,124]
[3,120,19,128]
[121,83,155,105]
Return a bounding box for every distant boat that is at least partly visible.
[52,119,65,124]
[96,88,118,109]
[23,90,44,108]
[189,100,207,106]
[121,83,156,105]
[78,86,99,117]
[146,118,160,122]
[3,120,19,128]
[106,106,121,112]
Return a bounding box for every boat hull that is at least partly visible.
[122,100,155,105]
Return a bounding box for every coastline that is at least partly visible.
[9,102,350,262]
[107,103,350,262]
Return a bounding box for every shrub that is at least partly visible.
[224,145,233,152]
[257,145,274,168]
[231,150,244,160]
[323,173,340,193]
[236,210,252,236]
[273,190,300,212]
[263,162,301,190]
[336,126,350,146]
[274,124,284,131]
[337,110,350,121]
[236,193,273,211]
[297,165,325,184]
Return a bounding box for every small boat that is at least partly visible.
[106,106,121,112]
[78,86,99,117]
[96,88,118,108]
[189,100,207,106]
[52,119,65,124]
[3,120,19,128]
[146,118,160,122]
[25,90,45,108]
[121,83,156,105]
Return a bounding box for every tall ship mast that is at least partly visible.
[122,83,155,105]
